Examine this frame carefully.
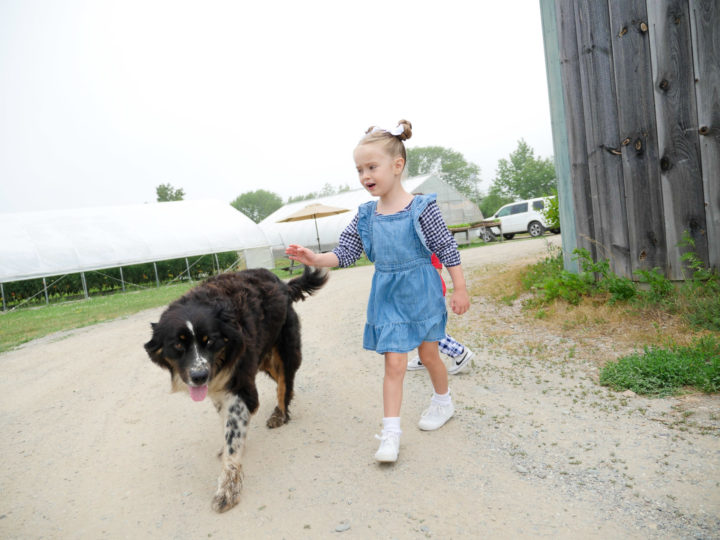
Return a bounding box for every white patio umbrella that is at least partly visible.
[277,203,350,251]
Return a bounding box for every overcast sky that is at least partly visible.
[0,0,554,214]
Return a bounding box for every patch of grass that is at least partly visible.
[520,238,720,332]
[0,282,194,353]
[599,335,720,396]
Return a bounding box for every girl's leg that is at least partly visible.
[417,341,448,394]
[417,341,454,431]
[376,352,406,463]
[383,352,407,417]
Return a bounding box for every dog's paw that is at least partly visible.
[211,464,243,513]
[266,406,289,428]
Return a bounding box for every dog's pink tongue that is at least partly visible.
[189,385,208,402]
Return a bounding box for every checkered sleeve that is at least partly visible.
[332,213,364,267]
[419,201,461,267]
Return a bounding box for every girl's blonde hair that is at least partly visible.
[358,119,413,168]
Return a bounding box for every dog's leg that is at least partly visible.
[212,398,225,460]
[211,394,251,513]
[267,314,302,428]
[264,350,290,428]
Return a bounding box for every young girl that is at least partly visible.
[285,119,469,463]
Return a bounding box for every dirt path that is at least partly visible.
[1,236,718,539]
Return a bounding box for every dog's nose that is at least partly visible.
[190,368,209,385]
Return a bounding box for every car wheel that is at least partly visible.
[481,228,496,242]
[528,221,545,237]
[502,233,515,240]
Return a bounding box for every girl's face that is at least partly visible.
[353,142,404,198]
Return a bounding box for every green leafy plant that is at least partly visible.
[635,267,675,306]
[599,335,720,396]
[541,190,560,230]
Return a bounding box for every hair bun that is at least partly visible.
[396,119,412,141]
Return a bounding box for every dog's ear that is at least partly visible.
[144,322,173,372]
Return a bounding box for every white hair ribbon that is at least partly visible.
[371,125,405,136]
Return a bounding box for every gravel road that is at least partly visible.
[1,235,718,539]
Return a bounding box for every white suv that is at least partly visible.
[490,196,559,239]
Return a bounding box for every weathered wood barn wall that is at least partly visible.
[540,0,719,280]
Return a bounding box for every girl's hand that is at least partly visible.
[285,244,317,266]
[450,288,470,315]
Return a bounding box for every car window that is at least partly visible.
[510,203,528,215]
[496,206,512,218]
[532,200,544,211]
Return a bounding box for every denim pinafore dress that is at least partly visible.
[356,194,447,354]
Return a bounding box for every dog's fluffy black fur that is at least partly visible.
[144,266,327,512]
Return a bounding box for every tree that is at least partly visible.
[406,146,482,203]
[479,185,514,218]
[156,183,185,202]
[231,189,283,223]
[491,139,556,201]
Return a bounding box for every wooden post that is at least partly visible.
[185,258,193,282]
[689,0,720,271]
[153,262,160,288]
[214,254,220,275]
[1,282,6,312]
[119,267,125,292]
[574,1,633,278]
[555,0,597,263]
[648,0,708,279]
[608,0,668,275]
[540,0,579,272]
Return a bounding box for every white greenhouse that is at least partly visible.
[0,199,274,307]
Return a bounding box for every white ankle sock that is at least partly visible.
[432,390,452,406]
[382,416,402,435]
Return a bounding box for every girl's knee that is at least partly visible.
[419,353,442,368]
[384,353,407,377]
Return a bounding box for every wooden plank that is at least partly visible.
[647,0,708,279]
[573,0,633,278]
[539,0,579,273]
[608,0,668,275]
[689,0,720,272]
[555,0,596,262]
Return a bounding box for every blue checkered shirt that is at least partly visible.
[332,200,461,268]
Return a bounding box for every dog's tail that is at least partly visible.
[287,266,329,302]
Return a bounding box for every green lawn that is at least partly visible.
[0,283,194,353]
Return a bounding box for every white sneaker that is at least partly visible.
[418,402,454,431]
[407,356,425,371]
[374,432,400,462]
[447,347,474,375]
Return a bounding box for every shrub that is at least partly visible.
[599,335,720,396]
[541,190,560,230]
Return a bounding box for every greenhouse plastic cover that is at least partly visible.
[0,199,272,282]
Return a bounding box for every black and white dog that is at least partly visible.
[144,266,327,512]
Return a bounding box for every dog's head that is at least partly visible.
[144,301,242,402]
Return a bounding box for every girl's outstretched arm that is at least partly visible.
[285,244,339,268]
[446,264,470,315]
